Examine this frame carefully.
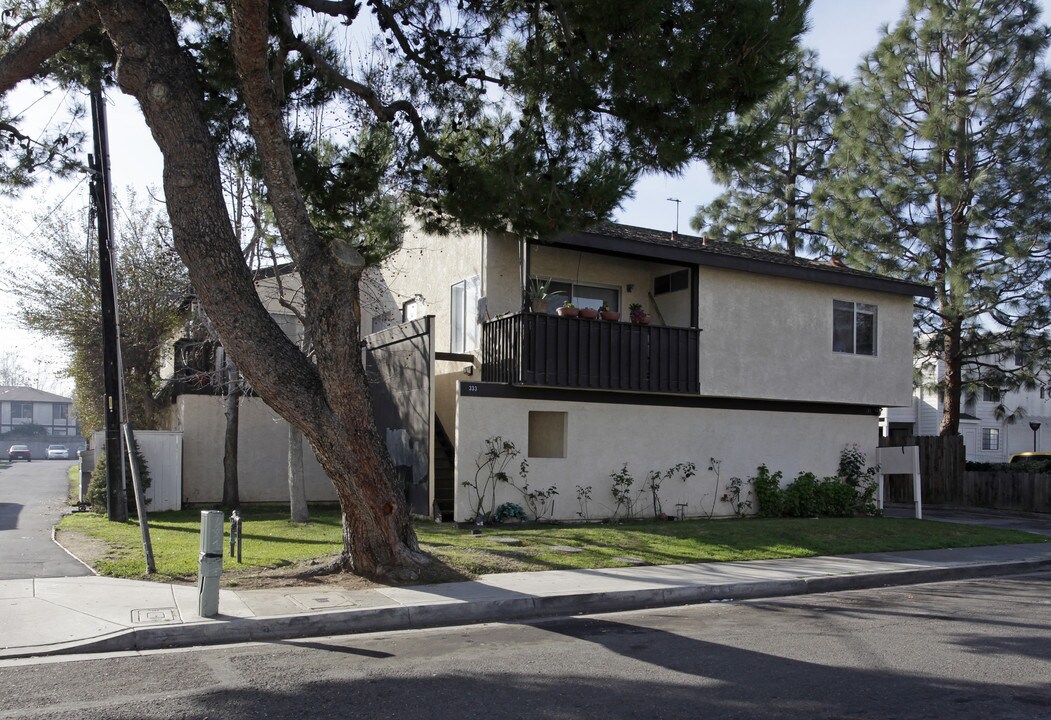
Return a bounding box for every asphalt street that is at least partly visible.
[0,459,91,579]
[1,572,1049,719]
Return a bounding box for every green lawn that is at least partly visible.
[57,507,1050,583]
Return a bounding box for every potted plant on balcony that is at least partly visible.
[599,302,620,321]
[579,305,599,320]
[557,301,579,318]
[527,278,562,313]
[629,302,651,325]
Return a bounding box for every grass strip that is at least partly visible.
[58,508,1049,583]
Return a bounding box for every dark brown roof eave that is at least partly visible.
[544,226,936,300]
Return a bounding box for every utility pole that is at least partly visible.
[89,86,127,523]
[89,86,155,571]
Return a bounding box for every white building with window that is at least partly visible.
[883,355,1051,462]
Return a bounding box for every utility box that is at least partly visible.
[78,449,95,504]
[197,510,224,617]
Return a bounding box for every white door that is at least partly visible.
[963,428,977,462]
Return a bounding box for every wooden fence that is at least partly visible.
[879,434,1051,512]
[954,471,1051,513]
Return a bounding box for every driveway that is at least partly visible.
[886,505,1051,537]
[0,460,93,579]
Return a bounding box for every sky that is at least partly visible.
[2,0,1040,392]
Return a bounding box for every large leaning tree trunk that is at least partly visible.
[88,0,422,579]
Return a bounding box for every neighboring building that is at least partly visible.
[0,386,80,437]
[154,268,337,507]
[883,355,1050,462]
[362,222,932,521]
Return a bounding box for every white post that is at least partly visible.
[913,469,923,520]
[197,510,224,617]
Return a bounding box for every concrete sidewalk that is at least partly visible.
[4,541,1051,660]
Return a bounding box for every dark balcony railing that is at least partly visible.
[482,313,699,394]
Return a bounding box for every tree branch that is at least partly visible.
[230,0,364,269]
[275,12,451,168]
[0,3,98,93]
[293,0,360,20]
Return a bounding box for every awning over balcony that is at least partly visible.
[482,313,699,394]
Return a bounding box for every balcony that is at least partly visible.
[481,313,700,394]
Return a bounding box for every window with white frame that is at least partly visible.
[450,276,480,352]
[982,387,1000,403]
[832,300,877,356]
[981,428,1000,451]
[54,403,69,421]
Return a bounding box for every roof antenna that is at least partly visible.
[666,197,681,235]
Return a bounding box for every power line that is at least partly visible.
[0,175,88,269]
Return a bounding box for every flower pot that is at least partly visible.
[557,306,579,317]
[530,298,550,313]
[579,308,599,320]
[600,310,621,321]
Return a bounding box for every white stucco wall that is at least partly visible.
[696,268,915,407]
[434,361,468,439]
[455,384,879,522]
[172,395,336,504]
[361,224,485,354]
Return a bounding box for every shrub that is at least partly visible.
[967,460,1051,473]
[87,444,152,514]
[751,464,784,518]
[751,446,880,519]
[783,472,861,517]
[493,502,528,523]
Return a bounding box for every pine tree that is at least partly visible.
[692,49,846,257]
[816,0,1051,435]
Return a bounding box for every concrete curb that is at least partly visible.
[9,556,1051,660]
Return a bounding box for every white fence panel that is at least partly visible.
[91,430,183,512]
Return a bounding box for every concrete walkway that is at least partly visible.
[4,537,1051,660]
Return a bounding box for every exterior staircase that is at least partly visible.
[433,418,456,521]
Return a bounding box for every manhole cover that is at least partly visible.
[131,608,180,624]
[287,592,357,611]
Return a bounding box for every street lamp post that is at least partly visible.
[1030,421,1042,453]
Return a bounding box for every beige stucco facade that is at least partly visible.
[362,225,485,356]
[374,231,914,408]
[695,267,915,407]
[163,394,336,505]
[361,225,921,522]
[455,386,878,523]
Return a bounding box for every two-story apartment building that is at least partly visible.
[0,386,79,436]
[362,222,932,522]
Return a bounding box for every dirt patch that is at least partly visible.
[54,528,111,571]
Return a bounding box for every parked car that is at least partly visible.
[1009,451,1051,469]
[7,445,31,462]
[46,444,70,460]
